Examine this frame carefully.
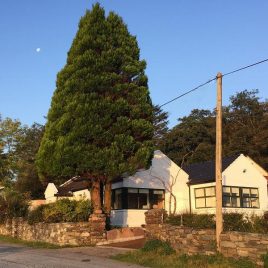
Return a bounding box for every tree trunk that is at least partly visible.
[104,181,112,214]
[91,180,101,212]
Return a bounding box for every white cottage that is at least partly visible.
[110,150,189,227]
[44,151,268,227]
[186,154,268,215]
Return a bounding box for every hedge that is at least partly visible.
[27,199,93,224]
[165,213,268,233]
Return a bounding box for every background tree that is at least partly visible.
[162,90,268,170]
[153,105,169,149]
[161,109,214,165]
[36,4,154,212]
[0,116,23,184]
[14,123,45,199]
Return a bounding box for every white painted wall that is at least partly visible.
[44,183,58,203]
[72,189,91,200]
[111,150,190,226]
[110,209,147,227]
[190,154,268,215]
[44,183,91,203]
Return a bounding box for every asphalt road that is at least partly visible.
[0,242,144,268]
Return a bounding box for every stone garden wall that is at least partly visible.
[145,209,216,255]
[145,209,268,266]
[0,212,106,246]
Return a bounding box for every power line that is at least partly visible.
[159,77,216,107]
[160,58,268,107]
[222,58,268,77]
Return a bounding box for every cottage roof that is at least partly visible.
[56,177,91,196]
[184,155,239,185]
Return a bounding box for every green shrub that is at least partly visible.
[27,205,45,225]
[223,213,252,232]
[166,212,268,233]
[262,252,268,268]
[43,199,77,223]
[0,189,29,222]
[74,200,92,222]
[250,215,268,233]
[27,199,92,224]
[166,213,215,229]
[142,239,175,255]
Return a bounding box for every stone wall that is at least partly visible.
[0,213,106,246]
[145,209,216,255]
[221,232,268,266]
[145,209,268,266]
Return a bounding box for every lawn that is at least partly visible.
[113,251,256,268]
[0,235,61,249]
[112,239,256,268]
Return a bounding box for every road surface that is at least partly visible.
[0,242,144,268]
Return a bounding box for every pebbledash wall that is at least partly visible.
[145,209,268,266]
[0,213,106,246]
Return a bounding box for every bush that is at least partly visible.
[27,205,45,225]
[166,212,268,233]
[0,189,29,222]
[223,213,252,232]
[262,253,268,268]
[166,213,215,229]
[27,199,92,224]
[142,239,175,255]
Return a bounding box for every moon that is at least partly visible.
[36,48,41,53]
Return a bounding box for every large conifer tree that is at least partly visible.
[36,4,154,211]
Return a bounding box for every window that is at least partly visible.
[113,189,122,209]
[223,186,259,208]
[112,188,164,210]
[194,186,216,208]
[150,190,165,209]
[223,186,240,207]
[195,186,259,209]
[128,189,139,209]
[128,188,150,209]
[138,189,150,209]
[241,188,259,208]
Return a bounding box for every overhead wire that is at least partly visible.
[159,58,268,107]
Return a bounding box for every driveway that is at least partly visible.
[0,242,144,268]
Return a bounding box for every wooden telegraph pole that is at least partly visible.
[216,72,223,251]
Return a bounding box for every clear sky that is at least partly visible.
[0,1,267,128]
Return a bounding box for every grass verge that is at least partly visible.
[112,239,256,268]
[112,251,256,268]
[0,235,61,249]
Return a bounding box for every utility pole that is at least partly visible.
[216,72,223,252]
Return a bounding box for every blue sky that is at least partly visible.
[0,1,267,128]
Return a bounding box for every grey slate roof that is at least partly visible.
[184,155,239,185]
[56,177,91,196]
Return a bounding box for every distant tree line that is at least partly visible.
[159,89,268,170]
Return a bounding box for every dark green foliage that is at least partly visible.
[27,205,44,225]
[14,123,45,199]
[165,213,268,233]
[0,116,45,197]
[0,116,22,184]
[36,4,154,184]
[141,239,175,255]
[27,199,92,224]
[223,213,252,232]
[152,105,169,149]
[0,189,29,222]
[262,253,268,268]
[166,213,215,229]
[161,90,268,170]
